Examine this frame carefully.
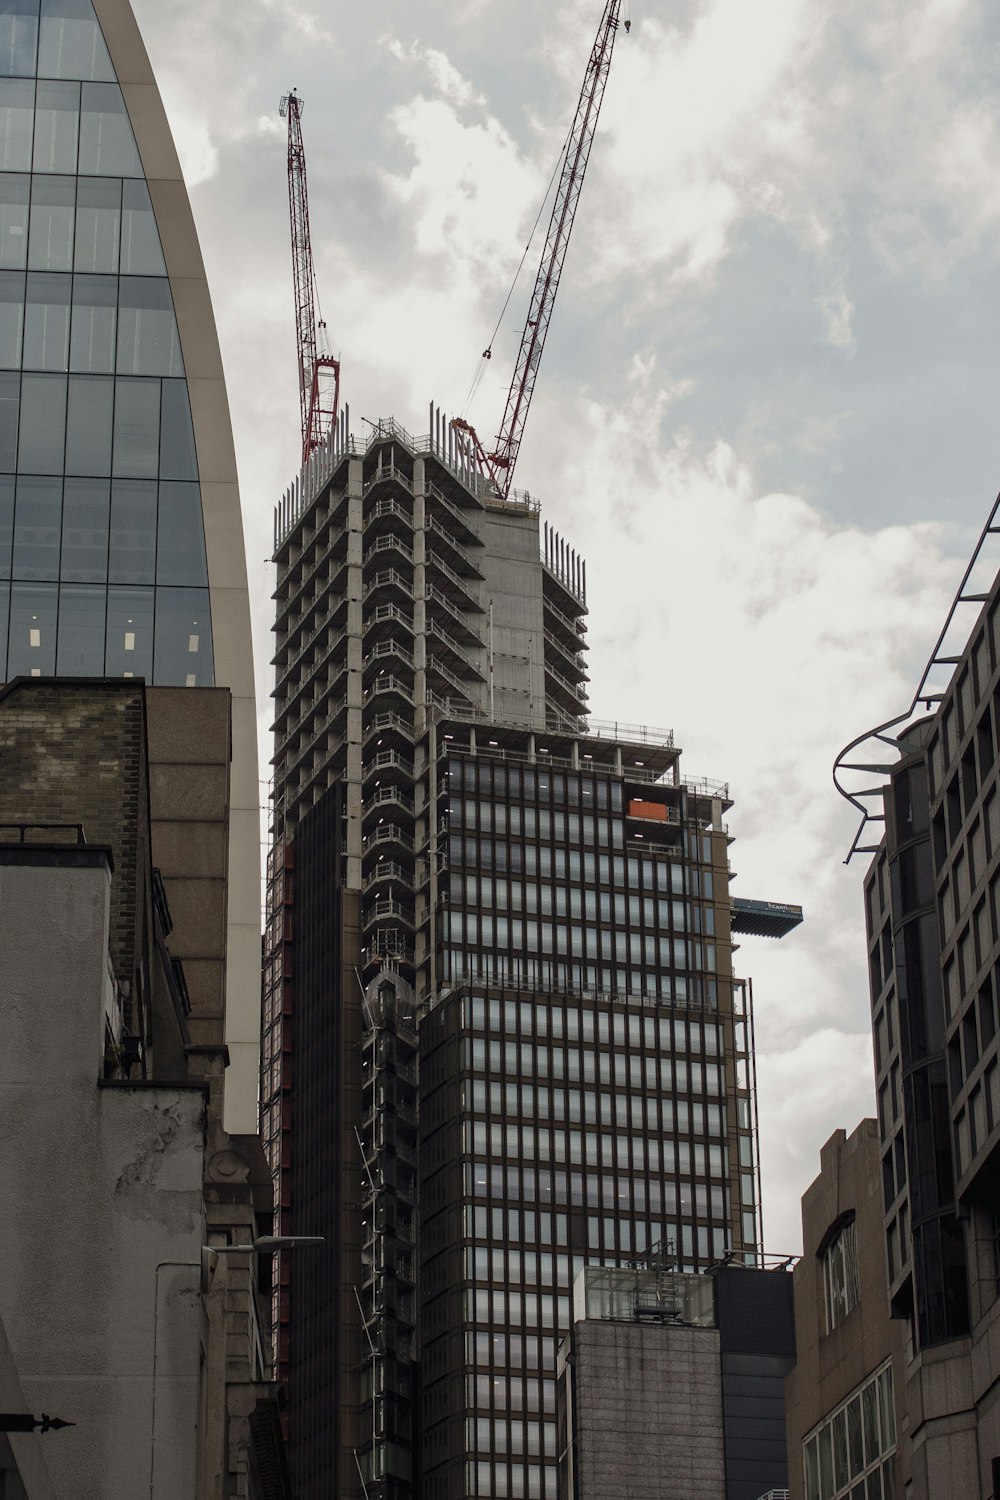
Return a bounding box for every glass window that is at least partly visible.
[8,578,56,673]
[33,79,80,173]
[120,180,165,275]
[0,77,34,170]
[18,370,65,472]
[104,582,151,676]
[0,269,24,367]
[112,375,158,476]
[0,473,12,573]
[69,271,115,371]
[78,83,141,175]
[39,0,114,82]
[0,0,40,78]
[24,270,70,369]
[0,173,29,268]
[64,371,111,474]
[55,579,104,671]
[116,277,181,375]
[59,475,107,579]
[108,476,155,583]
[28,173,75,270]
[155,487,208,586]
[74,174,119,271]
[825,1219,860,1332]
[159,379,197,480]
[13,473,60,578]
[0,369,18,468]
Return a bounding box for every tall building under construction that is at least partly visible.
[263,409,798,1498]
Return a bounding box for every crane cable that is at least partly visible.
[460,121,573,420]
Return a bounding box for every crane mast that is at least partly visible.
[280,89,340,468]
[455,0,626,498]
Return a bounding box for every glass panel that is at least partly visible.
[116,277,182,376]
[111,375,158,477]
[69,271,114,371]
[862,1383,879,1465]
[159,379,197,479]
[104,582,151,677]
[24,269,70,369]
[0,268,24,367]
[28,173,75,269]
[8,578,56,674]
[55,579,103,670]
[18,370,65,472]
[0,368,18,468]
[78,82,141,176]
[13,473,60,578]
[878,1367,895,1448]
[38,0,114,82]
[33,79,80,172]
[0,579,8,670]
[60,474,106,579]
[818,1425,833,1500]
[832,1409,849,1490]
[108,476,155,583]
[846,1397,863,1478]
[0,173,29,268]
[0,473,13,573]
[0,77,34,170]
[64,371,110,474]
[0,0,39,78]
[120,180,164,275]
[156,481,207,585]
[74,174,118,271]
[154,585,212,686]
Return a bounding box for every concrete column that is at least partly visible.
[346,457,364,887]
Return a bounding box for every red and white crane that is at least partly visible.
[454,0,627,498]
[280,89,340,468]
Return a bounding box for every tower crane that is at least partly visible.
[280,89,340,468]
[453,0,628,499]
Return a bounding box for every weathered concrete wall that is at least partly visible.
[0,857,207,1500]
[570,1320,725,1498]
[482,507,548,726]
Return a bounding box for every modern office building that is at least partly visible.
[266,410,801,1498]
[0,0,260,1131]
[833,503,1000,1497]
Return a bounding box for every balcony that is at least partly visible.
[363,568,414,606]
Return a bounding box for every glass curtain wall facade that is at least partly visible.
[0,0,212,684]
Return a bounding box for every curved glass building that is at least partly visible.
[0,0,260,1129]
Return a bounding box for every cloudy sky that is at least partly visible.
[132,0,1000,1252]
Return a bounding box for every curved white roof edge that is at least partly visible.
[93,0,261,1134]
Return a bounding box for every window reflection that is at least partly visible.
[0,173,28,268]
[112,375,158,476]
[13,473,60,578]
[156,481,207,586]
[64,370,111,473]
[0,473,12,573]
[0,78,34,170]
[0,1,40,80]
[154,585,212,686]
[120,180,164,275]
[116,277,182,376]
[24,269,70,369]
[9,578,56,675]
[55,578,103,670]
[109,476,155,583]
[33,79,80,173]
[18,369,65,471]
[159,379,197,480]
[74,174,119,271]
[0,369,19,468]
[38,0,115,84]
[105,583,151,677]
[69,271,114,371]
[0,269,24,367]
[28,174,75,269]
[60,474,107,579]
[78,83,142,176]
